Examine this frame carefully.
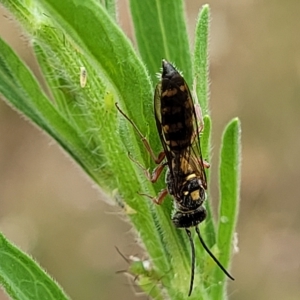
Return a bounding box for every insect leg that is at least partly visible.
[192,103,210,168]
[115,103,165,164]
[128,152,167,183]
[192,76,205,132]
[116,103,168,204]
[185,228,195,297]
[190,103,205,146]
[194,103,204,133]
[138,188,168,205]
[195,157,210,169]
[115,246,131,265]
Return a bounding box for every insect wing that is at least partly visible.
[189,92,207,189]
[154,82,174,172]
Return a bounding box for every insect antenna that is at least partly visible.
[185,229,195,297]
[195,226,235,281]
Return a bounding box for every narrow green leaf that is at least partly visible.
[193,4,210,115]
[0,37,101,184]
[201,116,211,168]
[201,115,216,247]
[212,118,241,299]
[192,6,215,246]
[190,6,215,284]
[0,233,69,300]
[129,0,192,85]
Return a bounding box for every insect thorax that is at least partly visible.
[166,170,207,228]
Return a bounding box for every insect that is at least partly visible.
[115,247,165,298]
[116,60,234,296]
[80,66,87,88]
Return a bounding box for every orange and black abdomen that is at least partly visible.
[160,60,194,152]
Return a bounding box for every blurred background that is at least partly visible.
[1,0,300,299]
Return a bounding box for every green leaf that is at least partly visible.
[192,6,215,270]
[0,233,69,300]
[129,0,192,85]
[192,5,215,247]
[193,4,210,115]
[201,115,216,248]
[211,118,241,299]
[0,37,101,184]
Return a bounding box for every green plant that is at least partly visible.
[0,1,241,299]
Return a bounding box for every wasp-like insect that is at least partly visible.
[116,60,234,296]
